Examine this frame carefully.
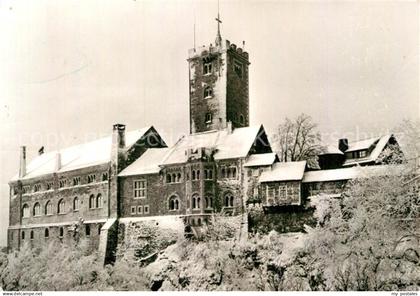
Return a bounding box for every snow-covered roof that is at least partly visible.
[302,164,400,183]
[320,145,344,155]
[259,161,307,183]
[344,134,392,166]
[346,137,379,152]
[161,125,267,165]
[119,148,171,176]
[302,167,358,183]
[244,153,277,167]
[12,127,154,181]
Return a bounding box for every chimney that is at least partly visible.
[55,152,61,171]
[19,146,26,178]
[112,124,126,149]
[338,138,349,152]
[38,146,44,155]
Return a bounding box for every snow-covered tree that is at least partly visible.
[274,113,323,168]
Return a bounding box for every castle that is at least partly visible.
[7,17,404,260]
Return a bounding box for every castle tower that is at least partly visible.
[188,15,250,134]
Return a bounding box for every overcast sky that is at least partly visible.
[0,0,418,245]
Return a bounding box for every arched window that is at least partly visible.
[96,194,102,208]
[85,224,91,236]
[33,202,41,216]
[232,167,237,179]
[205,196,213,208]
[102,172,108,181]
[21,231,25,240]
[22,204,29,218]
[30,230,34,240]
[59,227,64,237]
[166,174,171,183]
[98,225,102,235]
[221,168,226,178]
[204,86,213,98]
[57,199,66,214]
[196,170,200,180]
[73,197,79,211]
[172,173,176,183]
[45,201,53,215]
[192,194,200,209]
[44,228,49,238]
[192,170,196,180]
[227,168,232,179]
[205,113,212,123]
[89,194,95,209]
[169,195,180,211]
[224,192,234,207]
[197,218,202,226]
[177,173,181,183]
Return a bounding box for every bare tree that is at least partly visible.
[274,113,323,168]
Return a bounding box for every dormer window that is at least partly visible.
[203,61,212,75]
[204,86,213,98]
[205,113,212,124]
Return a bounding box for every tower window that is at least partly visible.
[205,113,212,124]
[73,177,81,186]
[234,61,243,78]
[203,62,212,75]
[239,114,245,125]
[204,86,213,98]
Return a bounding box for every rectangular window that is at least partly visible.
[253,168,259,177]
[130,206,136,215]
[134,180,147,198]
[137,206,143,214]
[144,205,149,214]
[359,150,367,158]
[278,186,287,199]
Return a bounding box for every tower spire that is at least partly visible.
[215,0,222,46]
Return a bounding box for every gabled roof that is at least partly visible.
[161,125,268,166]
[12,127,157,181]
[259,161,307,183]
[119,148,171,176]
[244,153,277,167]
[344,134,393,167]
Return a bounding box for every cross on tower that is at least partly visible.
[215,1,222,46]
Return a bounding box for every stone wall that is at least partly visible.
[248,205,316,234]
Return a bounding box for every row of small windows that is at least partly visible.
[220,167,237,179]
[22,194,102,218]
[130,205,150,215]
[18,173,109,195]
[166,169,214,183]
[166,173,182,184]
[20,224,100,240]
